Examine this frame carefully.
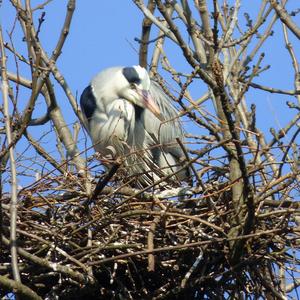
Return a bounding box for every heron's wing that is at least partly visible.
[135,80,191,182]
[80,85,96,131]
[144,80,185,160]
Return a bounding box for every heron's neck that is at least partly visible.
[133,104,144,121]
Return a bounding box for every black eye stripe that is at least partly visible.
[122,67,141,84]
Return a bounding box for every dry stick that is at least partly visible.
[17,139,97,195]
[137,0,217,87]
[178,0,207,63]
[0,275,42,300]
[32,0,54,11]
[221,0,267,49]
[239,80,300,96]
[71,160,227,236]
[176,137,201,184]
[160,1,226,94]
[0,25,21,283]
[16,229,88,271]
[138,0,156,68]
[212,0,219,54]
[148,5,175,77]
[218,0,261,166]
[11,0,86,173]
[219,0,240,50]
[0,70,45,160]
[155,0,198,67]
[1,235,94,285]
[255,269,286,300]
[24,131,65,174]
[282,22,300,106]
[259,176,296,202]
[286,278,300,293]
[257,208,298,219]
[236,53,265,104]
[39,1,86,172]
[0,3,49,162]
[44,75,86,172]
[176,137,226,227]
[174,69,223,145]
[50,0,75,61]
[212,61,255,262]
[87,162,122,205]
[277,127,300,179]
[77,225,125,263]
[181,247,204,288]
[35,11,45,40]
[267,113,300,149]
[240,5,278,71]
[99,143,227,218]
[223,3,273,93]
[269,0,300,39]
[88,228,286,266]
[194,0,214,65]
[147,217,159,272]
[7,71,51,125]
[134,0,178,44]
[96,209,225,235]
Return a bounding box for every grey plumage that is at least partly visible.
[80,65,189,185]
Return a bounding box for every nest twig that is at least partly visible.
[1,157,299,299]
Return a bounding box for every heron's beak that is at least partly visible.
[140,90,164,121]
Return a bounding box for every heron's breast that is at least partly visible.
[90,100,136,154]
[107,100,135,137]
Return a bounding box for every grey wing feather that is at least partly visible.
[145,80,185,159]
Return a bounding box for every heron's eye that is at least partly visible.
[130,83,136,90]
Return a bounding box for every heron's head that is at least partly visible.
[119,66,162,120]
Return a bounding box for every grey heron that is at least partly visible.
[80,65,190,186]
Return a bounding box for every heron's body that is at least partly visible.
[80,66,189,185]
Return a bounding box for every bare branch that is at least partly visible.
[0,25,21,284]
[269,0,300,39]
[0,275,42,300]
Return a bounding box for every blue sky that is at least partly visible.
[2,1,299,123]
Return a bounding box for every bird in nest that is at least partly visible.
[80,65,191,187]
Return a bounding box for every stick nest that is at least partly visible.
[1,161,300,299]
